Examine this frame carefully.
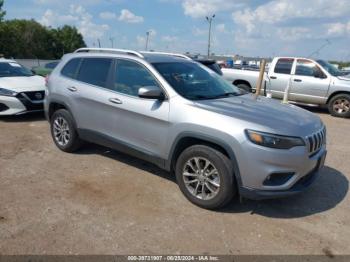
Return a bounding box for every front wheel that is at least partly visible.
[328,94,350,118]
[175,145,236,210]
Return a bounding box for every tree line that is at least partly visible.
[0,0,86,59]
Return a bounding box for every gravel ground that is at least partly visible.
[0,108,349,255]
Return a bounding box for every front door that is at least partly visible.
[290,59,331,104]
[107,59,170,158]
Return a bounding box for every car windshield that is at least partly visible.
[152,62,240,100]
[0,62,33,77]
[316,60,343,77]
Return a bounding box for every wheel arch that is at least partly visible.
[326,91,350,104]
[166,132,243,187]
[233,80,252,89]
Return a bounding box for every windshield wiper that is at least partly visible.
[206,92,240,99]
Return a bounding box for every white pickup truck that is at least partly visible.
[222,57,350,118]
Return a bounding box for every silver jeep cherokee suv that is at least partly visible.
[45,48,327,209]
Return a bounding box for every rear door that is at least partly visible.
[268,58,295,99]
[67,57,119,137]
[290,59,331,104]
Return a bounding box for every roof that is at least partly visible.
[141,53,194,64]
[73,48,193,64]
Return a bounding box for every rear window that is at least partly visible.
[61,58,81,79]
[274,58,294,74]
[77,58,112,87]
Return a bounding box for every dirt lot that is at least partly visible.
[0,108,349,255]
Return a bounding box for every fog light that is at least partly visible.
[263,172,294,186]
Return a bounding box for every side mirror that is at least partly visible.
[138,86,165,100]
[314,70,327,79]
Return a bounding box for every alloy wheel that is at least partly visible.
[333,98,350,114]
[53,116,71,146]
[182,157,220,200]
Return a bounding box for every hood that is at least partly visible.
[337,75,350,81]
[0,75,45,92]
[194,94,323,137]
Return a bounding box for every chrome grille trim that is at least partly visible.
[306,127,326,155]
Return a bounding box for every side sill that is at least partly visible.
[78,128,167,170]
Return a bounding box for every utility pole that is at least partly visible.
[109,37,114,48]
[206,14,215,58]
[145,31,150,51]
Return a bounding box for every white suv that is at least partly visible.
[45,48,327,209]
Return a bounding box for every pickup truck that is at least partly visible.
[222,57,350,118]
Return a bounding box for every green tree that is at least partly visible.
[0,0,5,22]
[50,25,86,56]
[0,19,86,59]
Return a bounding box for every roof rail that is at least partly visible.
[141,51,192,60]
[74,48,144,58]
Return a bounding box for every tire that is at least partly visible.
[175,145,236,210]
[328,94,350,118]
[236,83,251,93]
[50,109,82,152]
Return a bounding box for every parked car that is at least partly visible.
[32,61,59,76]
[0,58,46,115]
[222,57,350,118]
[195,59,223,75]
[45,48,326,209]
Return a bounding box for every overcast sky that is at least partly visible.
[4,0,350,60]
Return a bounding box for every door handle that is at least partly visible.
[67,86,77,92]
[109,98,123,104]
[294,79,302,82]
[270,76,277,79]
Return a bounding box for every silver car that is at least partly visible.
[44,48,327,209]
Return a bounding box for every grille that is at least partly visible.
[21,91,45,101]
[307,127,326,155]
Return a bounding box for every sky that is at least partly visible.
[3,0,350,60]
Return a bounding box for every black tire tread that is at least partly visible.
[175,144,236,210]
[50,109,82,153]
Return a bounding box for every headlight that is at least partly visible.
[246,129,305,149]
[0,87,17,97]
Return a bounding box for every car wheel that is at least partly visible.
[175,145,236,210]
[328,94,350,118]
[236,83,251,93]
[50,109,82,152]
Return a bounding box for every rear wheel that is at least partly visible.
[236,83,251,93]
[175,145,236,209]
[50,109,82,152]
[328,94,350,118]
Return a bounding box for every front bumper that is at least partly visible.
[239,150,326,200]
[0,91,44,116]
[235,136,327,200]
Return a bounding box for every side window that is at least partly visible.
[295,59,323,77]
[114,60,160,97]
[61,58,81,79]
[77,58,112,87]
[274,58,294,74]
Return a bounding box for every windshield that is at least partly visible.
[0,62,34,77]
[152,62,240,100]
[316,60,343,77]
